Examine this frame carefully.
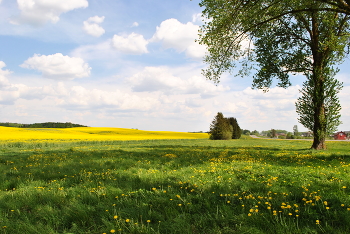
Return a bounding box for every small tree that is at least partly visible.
[293,125,299,137]
[209,112,232,140]
[271,129,277,138]
[226,117,242,139]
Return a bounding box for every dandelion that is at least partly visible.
[227,201,231,203]
[342,186,347,189]
[147,220,151,223]
[114,215,118,219]
[110,230,115,233]
[176,195,181,198]
[316,220,320,225]
[248,213,252,216]
[326,207,330,210]
[125,219,130,222]
[324,201,328,206]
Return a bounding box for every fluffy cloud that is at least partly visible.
[242,86,301,99]
[112,33,149,54]
[20,53,91,80]
[128,66,229,97]
[131,22,139,27]
[151,18,206,59]
[0,61,11,88]
[11,0,88,26]
[48,84,160,111]
[83,16,105,37]
[70,40,115,60]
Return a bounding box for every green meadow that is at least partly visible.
[0,137,350,233]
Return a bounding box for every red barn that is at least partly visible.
[334,131,347,140]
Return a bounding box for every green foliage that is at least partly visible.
[0,122,87,128]
[293,125,299,136]
[271,129,276,138]
[209,112,232,140]
[296,73,343,135]
[226,117,242,139]
[0,138,350,233]
[209,113,242,140]
[198,0,350,149]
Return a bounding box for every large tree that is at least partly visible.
[226,117,241,139]
[199,0,350,149]
[209,112,232,140]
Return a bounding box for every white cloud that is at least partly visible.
[242,86,301,99]
[128,66,229,97]
[71,40,115,60]
[20,53,91,80]
[0,61,11,88]
[11,0,88,26]
[53,84,160,111]
[83,16,105,37]
[192,13,203,23]
[87,15,105,24]
[151,18,206,59]
[112,33,149,54]
[131,22,139,27]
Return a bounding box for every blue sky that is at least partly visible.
[0,0,349,133]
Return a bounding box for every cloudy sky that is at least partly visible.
[0,0,349,133]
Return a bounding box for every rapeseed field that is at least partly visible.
[0,126,208,142]
[0,129,349,233]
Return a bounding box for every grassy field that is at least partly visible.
[0,128,350,233]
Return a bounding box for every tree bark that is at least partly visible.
[310,12,327,150]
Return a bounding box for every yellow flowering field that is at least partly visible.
[0,126,208,142]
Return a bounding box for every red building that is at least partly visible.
[334,131,347,140]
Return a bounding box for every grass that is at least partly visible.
[0,129,349,233]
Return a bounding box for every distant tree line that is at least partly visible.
[0,122,87,128]
[209,112,241,140]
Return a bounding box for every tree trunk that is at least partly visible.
[310,12,327,150]
[311,68,327,150]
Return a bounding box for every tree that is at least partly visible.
[198,0,350,149]
[271,129,277,138]
[209,112,232,140]
[293,125,299,137]
[226,117,242,139]
[296,73,342,145]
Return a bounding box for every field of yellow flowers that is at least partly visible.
[0,128,350,233]
[0,126,208,142]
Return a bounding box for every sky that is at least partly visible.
[0,0,349,133]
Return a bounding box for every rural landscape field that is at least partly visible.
[0,127,349,234]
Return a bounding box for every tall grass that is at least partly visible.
[0,138,349,233]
